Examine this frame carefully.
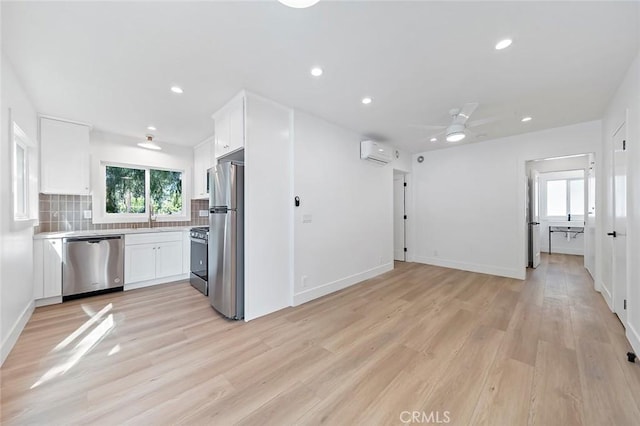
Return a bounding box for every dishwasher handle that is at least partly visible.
[64,235,123,244]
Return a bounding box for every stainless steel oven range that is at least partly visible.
[189,226,209,295]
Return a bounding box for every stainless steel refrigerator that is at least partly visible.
[208,161,244,319]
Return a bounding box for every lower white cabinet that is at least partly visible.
[33,238,63,302]
[124,232,184,287]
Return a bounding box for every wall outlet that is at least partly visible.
[379,256,384,265]
[83,210,92,219]
[199,210,208,217]
[302,214,312,223]
[433,250,438,257]
[301,275,308,288]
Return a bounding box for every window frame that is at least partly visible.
[12,122,30,221]
[100,161,187,223]
[542,174,585,221]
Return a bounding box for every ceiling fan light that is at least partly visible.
[278,0,320,8]
[445,124,466,142]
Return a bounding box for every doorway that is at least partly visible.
[393,171,406,261]
[525,154,595,272]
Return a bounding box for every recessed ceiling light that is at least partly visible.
[521,116,533,122]
[495,39,513,50]
[278,0,320,8]
[170,86,183,94]
[310,67,323,77]
[430,137,437,142]
[147,126,157,131]
[361,97,373,105]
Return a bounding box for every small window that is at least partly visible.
[12,123,30,221]
[545,178,584,219]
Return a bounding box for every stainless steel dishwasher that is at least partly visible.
[63,235,124,300]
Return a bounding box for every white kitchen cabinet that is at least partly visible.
[193,136,215,199]
[124,232,184,287]
[40,117,91,195]
[213,93,244,159]
[33,238,63,302]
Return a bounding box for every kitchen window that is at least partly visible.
[104,163,184,220]
[12,122,30,221]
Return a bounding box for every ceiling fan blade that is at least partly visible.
[467,116,499,128]
[454,102,479,124]
[408,124,446,130]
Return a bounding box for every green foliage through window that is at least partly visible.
[106,166,145,213]
[150,169,182,215]
[105,165,183,215]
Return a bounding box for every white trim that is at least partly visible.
[599,280,614,310]
[541,247,584,256]
[35,296,63,307]
[293,263,393,306]
[627,324,640,356]
[38,114,92,129]
[1,300,35,366]
[124,274,189,291]
[414,255,525,280]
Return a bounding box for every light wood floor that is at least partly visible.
[2,254,640,425]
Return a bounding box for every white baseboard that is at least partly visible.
[414,256,524,280]
[35,296,62,307]
[124,274,189,291]
[293,263,393,306]
[1,300,35,366]
[541,248,584,255]
[598,280,614,311]
[627,323,640,356]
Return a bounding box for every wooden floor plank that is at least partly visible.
[1,253,637,425]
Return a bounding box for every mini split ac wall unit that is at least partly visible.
[360,140,392,165]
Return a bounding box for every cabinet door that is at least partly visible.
[125,243,157,284]
[228,96,245,153]
[43,239,63,298]
[33,240,44,299]
[193,139,213,199]
[40,118,90,195]
[214,110,231,159]
[155,240,183,279]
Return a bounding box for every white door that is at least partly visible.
[529,170,541,268]
[584,155,596,277]
[393,174,406,261]
[612,123,627,324]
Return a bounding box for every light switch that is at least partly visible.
[302,214,312,223]
[83,210,92,219]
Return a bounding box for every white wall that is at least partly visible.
[90,131,193,223]
[601,49,640,352]
[243,93,293,320]
[1,55,38,364]
[412,121,601,280]
[292,111,393,305]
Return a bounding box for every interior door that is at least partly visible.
[393,174,406,261]
[612,123,627,324]
[529,170,541,268]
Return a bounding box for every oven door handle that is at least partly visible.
[190,238,207,245]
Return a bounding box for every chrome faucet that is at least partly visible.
[148,204,156,228]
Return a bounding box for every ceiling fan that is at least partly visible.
[411,103,496,143]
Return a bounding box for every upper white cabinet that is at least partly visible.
[40,117,91,195]
[213,93,245,159]
[193,136,215,199]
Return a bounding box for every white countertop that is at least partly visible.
[34,226,193,239]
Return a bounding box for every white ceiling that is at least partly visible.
[2,1,638,153]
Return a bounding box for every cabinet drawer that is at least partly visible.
[125,232,183,246]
